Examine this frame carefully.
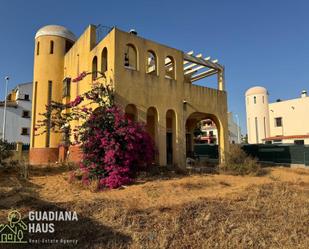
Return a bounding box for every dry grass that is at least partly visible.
[0,165,308,249]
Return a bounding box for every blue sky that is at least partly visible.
[1,0,309,133]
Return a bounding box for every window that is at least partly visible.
[24,94,29,101]
[254,96,256,104]
[262,96,265,103]
[62,77,71,97]
[36,42,40,55]
[273,139,282,144]
[22,110,30,118]
[92,56,98,81]
[124,44,137,70]
[50,40,54,54]
[165,56,175,79]
[294,140,304,145]
[101,47,108,73]
[209,131,214,136]
[21,128,29,135]
[146,50,157,74]
[275,117,282,127]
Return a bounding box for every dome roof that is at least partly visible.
[35,25,77,42]
[245,86,268,96]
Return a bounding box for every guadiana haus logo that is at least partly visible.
[0,210,78,244]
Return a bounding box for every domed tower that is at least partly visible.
[245,86,270,144]
[30,25,76,165]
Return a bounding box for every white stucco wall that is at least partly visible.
[0,82,32,144]
[269,96,309,137]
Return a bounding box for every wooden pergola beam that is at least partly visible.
[191,69,218,82]
[183,53,223,71]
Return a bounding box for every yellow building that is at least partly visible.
[246,86,309,144]
[30,24,229,167]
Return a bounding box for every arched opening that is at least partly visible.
[50,40,54,54]
[101,47,108,74]
[92,56,98,81]
[125,104,137,121]
[146,50,157,75]
[166,109,176,165]
[165,56,175,79]
[186,112,221,165]
[146,107,159,164]
[124,44,138,70]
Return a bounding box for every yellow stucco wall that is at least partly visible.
[31,25,229,167]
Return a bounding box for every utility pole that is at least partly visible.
[235,114,240,144]
[2,76,9,140]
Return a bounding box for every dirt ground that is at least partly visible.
[0,165,308,249]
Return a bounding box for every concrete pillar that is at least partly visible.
[218,70,225,91]
[218,115,229,164]
[16,142,23,161]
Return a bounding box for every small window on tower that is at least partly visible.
[36,42,40,55]
[254,96,257,104]
[24,94,29,101]
[50,41,54,54]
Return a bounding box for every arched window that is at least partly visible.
[36,42,40,55]
[146,50,157,75]
[254,96,257,104]
[50,41,54,54]
[92,56,98,81]
[165,56,175,79]
[124,44,137,70]
[101,47,108,73]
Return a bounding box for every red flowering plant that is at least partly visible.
[36,71,155,189]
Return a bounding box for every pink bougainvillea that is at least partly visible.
[79,106,155,189]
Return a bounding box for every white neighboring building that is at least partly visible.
[0,82,32,144]
[198,112,241,144]
[228,112,241,144]
[245,86,309,144]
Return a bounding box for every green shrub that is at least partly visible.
[221,144,261,175]
[0,139,13,166]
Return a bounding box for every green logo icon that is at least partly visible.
[0,210,27,244]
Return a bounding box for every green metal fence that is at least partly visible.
[194,144,218,159]
[194,143,309,166]
[242,144,309,165]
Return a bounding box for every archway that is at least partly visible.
[146,107,159,164]
[166,109,176,165]
[125,104,137,121]
[186,112,221,164]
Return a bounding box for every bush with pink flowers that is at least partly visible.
[79,106,155,188]
[36,71,155,189]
